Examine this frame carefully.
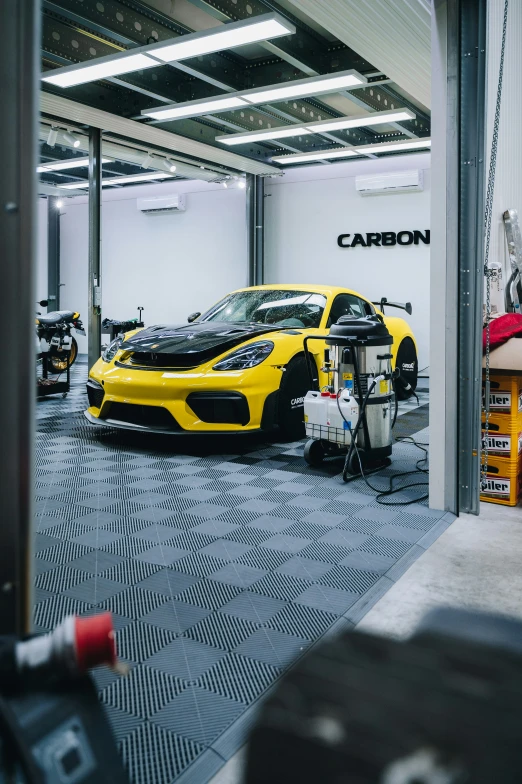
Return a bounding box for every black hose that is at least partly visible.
[391,374,399,429]
[338,375,428,504]
[342,378,379,482]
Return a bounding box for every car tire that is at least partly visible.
[304,438,326,467]
[277,355,310,441]
[395,337,418,401]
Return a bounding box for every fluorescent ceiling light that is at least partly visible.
[272,148,359,164]
[215,108,416,146]
[42,53,158,88]
[37,157,111,172]
[271,137,431,165]
[145,95,248,121]
[58,172,175,189]
[151,16,295,62]
[143,69,366,122]
[243,71,366,105]
[219,126,311,145]
[355,139,431,153]
[308,109,415,132]
[42,14,294,89]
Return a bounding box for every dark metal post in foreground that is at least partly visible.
[457,0,487,513]
[88,127,102,371]
[0,0,39,634]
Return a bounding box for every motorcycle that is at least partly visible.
[36,300,85,373]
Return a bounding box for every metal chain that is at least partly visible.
[481,0,509,490]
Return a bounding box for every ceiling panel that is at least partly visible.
[285,0,431,109]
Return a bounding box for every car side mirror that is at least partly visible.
[39,299,48,307]
[187,312,201,323]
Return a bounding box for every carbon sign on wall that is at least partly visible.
[337,230,430,248]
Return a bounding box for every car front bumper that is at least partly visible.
[85,358,282,434]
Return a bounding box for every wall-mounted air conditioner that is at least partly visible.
[137,194,186,214]
[355,169,423,196]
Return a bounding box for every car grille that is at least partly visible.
[103,402,182,432]
[86,380,104,409]
[187,392,250,426]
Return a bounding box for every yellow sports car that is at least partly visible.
[85,284,417,440]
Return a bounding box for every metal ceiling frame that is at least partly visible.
[38,120,235,182]
[40,0,429,165]
[41,11,296,87]
[40,92,282,175]
[183,0,427,139]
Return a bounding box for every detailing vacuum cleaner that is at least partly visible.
[303,314,396,477]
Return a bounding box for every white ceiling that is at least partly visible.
[286,0,431,110]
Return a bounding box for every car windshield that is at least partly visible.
[200,289,327,329]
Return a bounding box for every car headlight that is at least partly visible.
[213,340,274,371]
[102,336,124,362]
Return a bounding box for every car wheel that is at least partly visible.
[395,337,418,400]
[304,438,326,467]
[277,355,310,441]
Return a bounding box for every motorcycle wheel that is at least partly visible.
[48,337,78,373]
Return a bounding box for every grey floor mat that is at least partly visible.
[393,403,429,440]
[34,363,452,784]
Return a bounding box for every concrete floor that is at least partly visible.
[211,499,522,784]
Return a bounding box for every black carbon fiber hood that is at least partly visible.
[121,322,282,367]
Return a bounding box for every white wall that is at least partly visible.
[56,180,248,353]
[264,153,431,371]
[38,156,431,367]
[487,0,522,314]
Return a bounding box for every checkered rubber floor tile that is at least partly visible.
[34,361,451,784]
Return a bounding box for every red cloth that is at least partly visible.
[483,313,522,353]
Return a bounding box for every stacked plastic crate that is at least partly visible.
[481,374,522,506]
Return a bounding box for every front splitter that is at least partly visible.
[84,410,263,437]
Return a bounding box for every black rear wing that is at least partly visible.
[372,297,412,316]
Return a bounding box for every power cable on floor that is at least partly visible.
[338,375,429,505]
[349,435,429,506]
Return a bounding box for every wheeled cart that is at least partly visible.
[302,315,395,478]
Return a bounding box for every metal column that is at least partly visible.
[47,196,61,311]
[429,0,460,512]
[88,127,102,370]
[430,0,486,514]
[0,0,39,635]
[246,174,265,286]
[458,0,487,513]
